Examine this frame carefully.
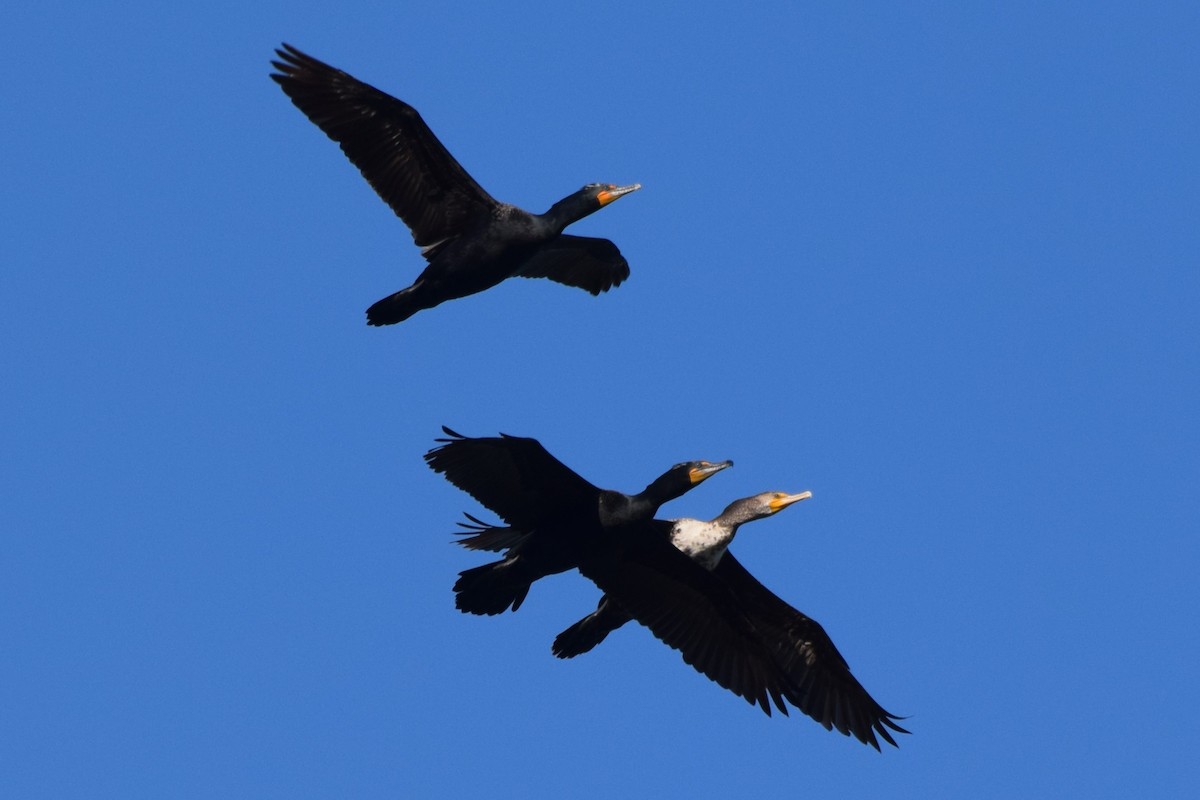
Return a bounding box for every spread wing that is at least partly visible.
[579,525,794,716]
[424,426,600,527]
[515,235,631,295]
[715,552,909,749]
[271,44,498,250]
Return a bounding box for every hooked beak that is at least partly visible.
[769,491,813,512]
[689,460,734,484]
[597,183,642,206]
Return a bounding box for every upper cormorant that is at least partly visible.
[270,45,641,325]
[424,426,731,614]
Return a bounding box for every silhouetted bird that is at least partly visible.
[464,490,907,747]
[552,490,909,749]
[424,426,730,614]
[270,44,640,325]
[553,491,812,655]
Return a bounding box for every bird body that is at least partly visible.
[270,44,640,325]
[669,517,739,569]
[434,439,907,747]
[424,427,731,614]
[555,493,810,654]
[549,490,909,750]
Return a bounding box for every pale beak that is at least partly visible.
[597,183,642,205]
[689,460,734,484]
[769,490,813,512]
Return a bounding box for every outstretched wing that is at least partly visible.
[715,552,909,749]
[425,426,601,527]
[271,44,498,250]
[579,525,794,717]
[515,235,631,295]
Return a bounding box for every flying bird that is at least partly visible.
[553,490,909,750]
[270,44,641,325]
[553,491,813,654]
[424,426,731,614]
[451,473,909,749]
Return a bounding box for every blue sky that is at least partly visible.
[4,2,1198,797]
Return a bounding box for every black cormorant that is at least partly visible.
[461,488,908,748]
[566,491,909,749]
[553,491,813,655]
[270,45,641,325]
[424,426,731,614]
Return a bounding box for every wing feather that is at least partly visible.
[515,235,631,295]
[271,44,498,249]
[715,553,908,749]
[580,530,796,717]
[424,426,600,527]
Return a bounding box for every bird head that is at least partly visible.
[718,490,813,525]
[643,459,733,505]
[684,460,735,485]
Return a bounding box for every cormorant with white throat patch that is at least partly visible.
[551,490,910,750]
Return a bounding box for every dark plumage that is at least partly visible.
[270,44,640,325]
[553,492,807,656]
[553,491,909,750]
[432,429,908,748]
[424,426,731,614]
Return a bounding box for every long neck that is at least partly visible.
[684,504,765,568]
[713,500,765,530]
[541,192,596,233]
[637,472,687,511]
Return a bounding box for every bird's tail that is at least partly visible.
[454,559,535,615]
[551,595,631,658]
[454,514,531,553]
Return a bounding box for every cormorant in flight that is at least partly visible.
[424,426,730,614]
[554,490,909,749]
[553,491,813,655]
[270,45,640,325]
[447,472,909,749]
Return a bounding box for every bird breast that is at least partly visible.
[668,519,733,570]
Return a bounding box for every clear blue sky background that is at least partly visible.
[4,2,1197,797]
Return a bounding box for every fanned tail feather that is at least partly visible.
[453,513,530,553]
[453,560,534,615]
